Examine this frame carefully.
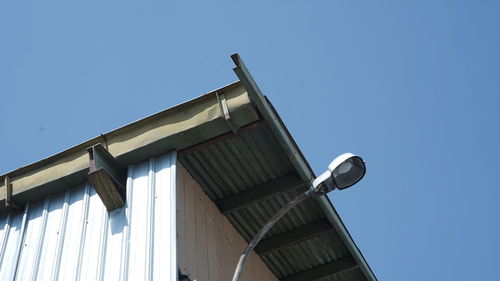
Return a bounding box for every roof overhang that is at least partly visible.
[0,81,258,213]
[0,54,377,281]
[230,54,377,281]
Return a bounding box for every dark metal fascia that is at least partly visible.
[231,53,314,184]
[230,53,378,281]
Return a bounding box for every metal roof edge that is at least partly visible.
[0,81,259,207]
[230,53,378,281]
[316,195,378,281]
[0,80,241,180]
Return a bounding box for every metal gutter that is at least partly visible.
[0,81,259,214]
[230,53,378,281]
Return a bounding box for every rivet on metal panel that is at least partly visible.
[4,175,22,211]
[216,91,239,135]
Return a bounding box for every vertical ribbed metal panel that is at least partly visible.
[179,125,359,280]
[0,152,177,281]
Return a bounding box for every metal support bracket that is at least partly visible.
[87,144,126,211]
[216,91,239,135]
[4,175,22,211]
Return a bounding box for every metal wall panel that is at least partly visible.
[180,126,353,280]
[0,152,177,281]
[177,163,278,281]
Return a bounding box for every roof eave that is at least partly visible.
[0,81,259,213]
[230,53,378,281]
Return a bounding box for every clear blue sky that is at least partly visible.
[1,1,499,280]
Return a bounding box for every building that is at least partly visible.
[0,54,377,281]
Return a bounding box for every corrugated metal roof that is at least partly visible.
[181,124,294,199]
[0,54,376,281]
[179,125,360,280]
[231,54,376,281]
[0,153,177,281]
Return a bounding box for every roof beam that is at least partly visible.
[87,144,126,211]
[215,173,307,214]
[255,218,334,256]
[232,54,378,281]
[281,256,358,281]
[178,120,267,156]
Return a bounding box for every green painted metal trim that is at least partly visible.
[231,54,315,184]
[0,81,259,215]
[231,53,378,281]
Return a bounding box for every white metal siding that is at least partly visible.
[0,152,177,281]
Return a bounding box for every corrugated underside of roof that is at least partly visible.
[0,54,376,281]
[179,124,366,281]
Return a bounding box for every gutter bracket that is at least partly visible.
[4,175,22,211]
[216,91,239,135]
[87,144,126,211]
[100,134,109,150]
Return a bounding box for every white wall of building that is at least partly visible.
[0,152,177,281]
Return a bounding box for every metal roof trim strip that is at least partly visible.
[0,81,259,207]
[231,53,377,281]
